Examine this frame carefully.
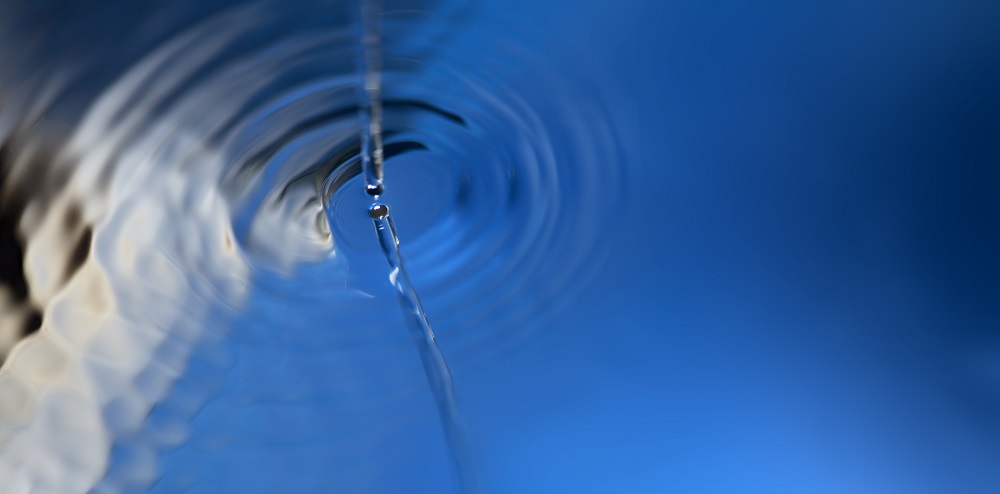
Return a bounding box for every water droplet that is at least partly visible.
[350,2,475,490]
[365,183,384,197]
[368,204,389,219]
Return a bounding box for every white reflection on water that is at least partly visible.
[0,0,621,491]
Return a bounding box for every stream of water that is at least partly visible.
[2,0,999,493]
[352,0,473,490]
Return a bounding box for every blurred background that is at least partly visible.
[0,0,998,493]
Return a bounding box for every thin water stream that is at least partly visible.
[357,0,385,197]
[354,0,474,491]
[368,204,474,493]
[0,0,623,490]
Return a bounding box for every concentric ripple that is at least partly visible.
[0,0,624,492]
[324,60,624,359]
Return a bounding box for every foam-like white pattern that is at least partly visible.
[0,2,378,489]
[0,7,260,493]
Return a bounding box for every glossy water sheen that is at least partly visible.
[368,205,474,493]
[356,0,385,196]
[1,0,999,493]
[355,0,473,489]
[0,0,620,492]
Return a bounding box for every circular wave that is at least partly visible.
[323,60,624,360]
[0,1,625,492]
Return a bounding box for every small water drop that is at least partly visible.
[351,1,475,491]
[365,183,384,196]
[368,203,389,219]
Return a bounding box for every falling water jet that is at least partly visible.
[368,202,475,492]
[357,0,384,197]
[352,0,476,492]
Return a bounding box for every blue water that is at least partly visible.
[0,0,998,493]
[367,204,474,493]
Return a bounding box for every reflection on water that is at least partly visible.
[364,203,475,493]
[0,0,621,492]
[8,0,995,492]
[351,0,473,488]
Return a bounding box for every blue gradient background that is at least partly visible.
[161,1,1000,492]
[447,0,1000,492]
[9,0,996,492]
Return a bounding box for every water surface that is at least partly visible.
[1,0,999,493]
